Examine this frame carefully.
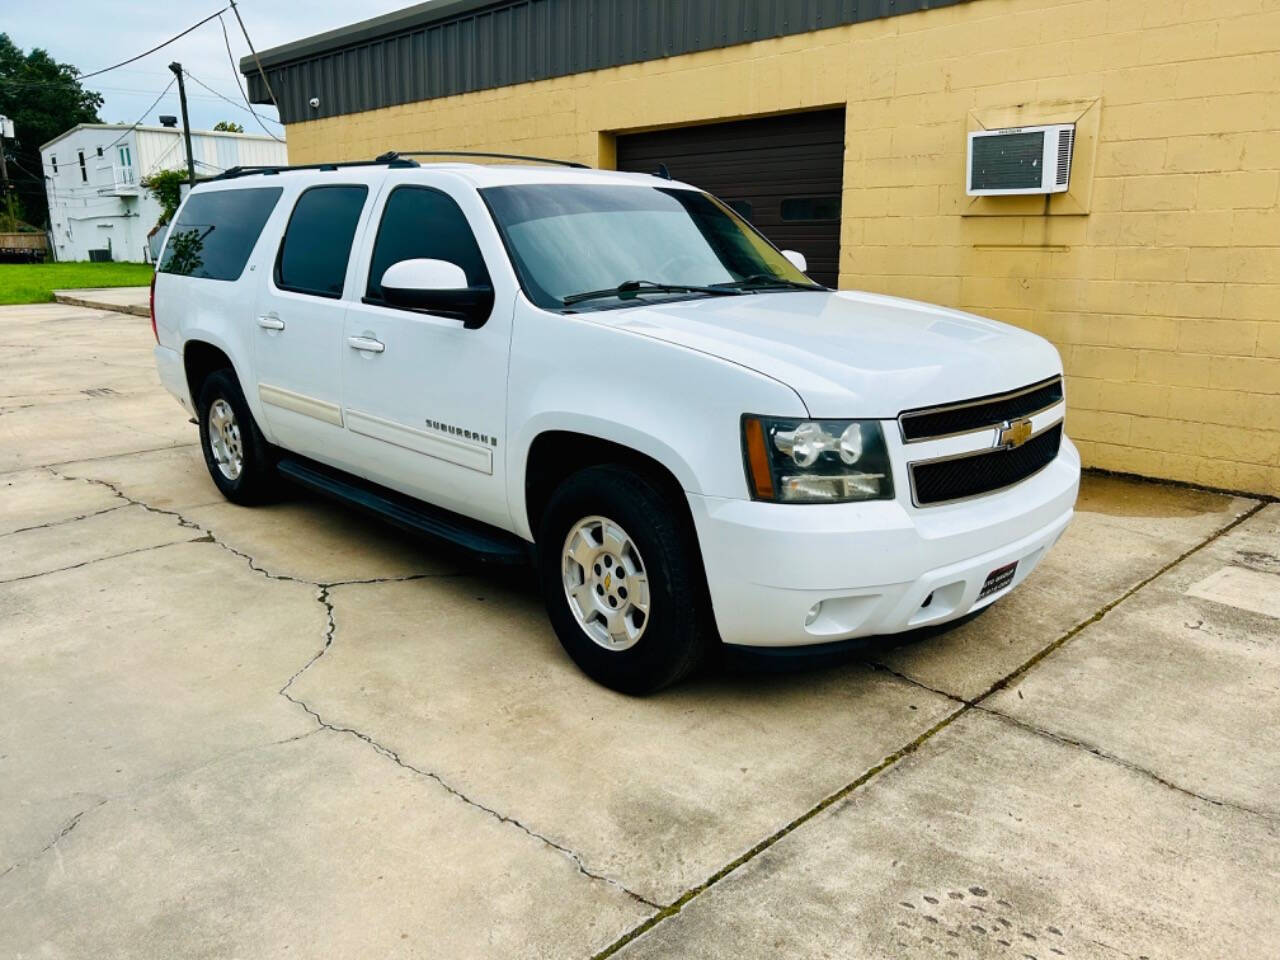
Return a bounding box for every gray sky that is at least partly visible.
[6,1,406,136]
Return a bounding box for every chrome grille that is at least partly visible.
[899,377,1063,443]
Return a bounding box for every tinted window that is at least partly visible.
[275,185,368,298]
[366,187,489,300]
[160,187,283,282]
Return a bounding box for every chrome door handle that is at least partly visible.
[347,335,385,354]
[257,314,285,330]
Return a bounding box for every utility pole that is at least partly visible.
[0,115,14,230]
[167,63,197,186]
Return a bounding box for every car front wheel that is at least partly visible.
[537,465,714,694]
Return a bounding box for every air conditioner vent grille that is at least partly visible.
[1056,127,1074,187]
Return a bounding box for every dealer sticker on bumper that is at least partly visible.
[979,561,1018,599]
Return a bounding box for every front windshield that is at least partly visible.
[481,184,823,311]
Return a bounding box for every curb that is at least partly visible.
[52,292,149,318]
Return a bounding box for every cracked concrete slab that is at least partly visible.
[58,445,222,514]
[613,709,1280,960]
[875,475,1258,701]
[286,575,959,905]
[1,468,123,534]
[183,497,462,584]
[988,504,1280,817]
[0,503,194,583]
[0,730,650,959]
[0,541,321,869]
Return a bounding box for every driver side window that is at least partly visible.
[365,186,490,302]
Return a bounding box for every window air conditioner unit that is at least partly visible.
[966,123,1075,196]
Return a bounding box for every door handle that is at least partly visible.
[257,314,285,331]
[347,335,385,354]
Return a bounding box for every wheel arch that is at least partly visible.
[521,428,696,545]
[183,339,237,402]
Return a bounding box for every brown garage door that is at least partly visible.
[616,109,846,287]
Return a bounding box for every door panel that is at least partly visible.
[340,181,514,531]
[253,180,375,462]
[616,109,846,287]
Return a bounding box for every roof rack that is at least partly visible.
[212,157,420,181]
[210,149,587,182]
[375,150,588,169]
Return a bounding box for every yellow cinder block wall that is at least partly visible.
[285,0,1280,496]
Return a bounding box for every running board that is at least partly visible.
[275,456,529,565]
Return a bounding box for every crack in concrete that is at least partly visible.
[35,466,651,907]
[2,502,130,538]
[0,536,206,584]
[0,798,108,880]
[277,585,660,909]
[977,705,1279,823]
[865,661,966,704]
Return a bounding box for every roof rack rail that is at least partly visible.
[375,150,588,169]
[212,156,420,181]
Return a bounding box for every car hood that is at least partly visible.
[605,289,1064,418]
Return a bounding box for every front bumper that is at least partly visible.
[687,437,1080,647]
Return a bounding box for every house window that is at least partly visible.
[96,146,104,157]
[50,156,57,174]
[78,151,87,183]
[118,146,132,169]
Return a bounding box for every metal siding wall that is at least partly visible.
[249,0,969,123]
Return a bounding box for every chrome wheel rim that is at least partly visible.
[207,398,244,481]
[562,515,650,651]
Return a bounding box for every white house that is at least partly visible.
[39,123,287,263]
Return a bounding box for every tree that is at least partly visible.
[141,168,186,226]
[0,33,103,228]
[212,120,244,133]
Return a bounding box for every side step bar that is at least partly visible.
[276,456,530,565]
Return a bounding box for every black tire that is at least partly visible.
[537,464,714,694]
[196,368,277,505]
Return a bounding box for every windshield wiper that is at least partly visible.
[562,279,742,306]
[713,274,824,292]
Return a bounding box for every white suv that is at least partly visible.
[152,153,1079,693]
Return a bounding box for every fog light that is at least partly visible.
[805,601,823,626]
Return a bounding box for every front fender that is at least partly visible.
[504,303,806,539]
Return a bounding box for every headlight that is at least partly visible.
[742,416,894,503]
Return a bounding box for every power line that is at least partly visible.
[104,79,177,151]
[0,76,255,104]
[77,7,228,81]
[229,0,280,112]
[216,13,285,142]
[184,67,284,134]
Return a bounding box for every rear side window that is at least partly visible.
[274,185,369,298]
[365,186,489,301]
[160,187,283,282]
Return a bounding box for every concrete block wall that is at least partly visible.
[283,0,1280,495]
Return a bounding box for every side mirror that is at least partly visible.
[378,258,494,329]
[781,249,808,273]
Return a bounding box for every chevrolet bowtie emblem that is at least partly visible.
[997,417,1033,450]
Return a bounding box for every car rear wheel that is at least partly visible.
[537,465,713,693]
[197,369,276,505]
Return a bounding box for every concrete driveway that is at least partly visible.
[2,300,1277,959]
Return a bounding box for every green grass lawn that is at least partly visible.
[0,262,155,306]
